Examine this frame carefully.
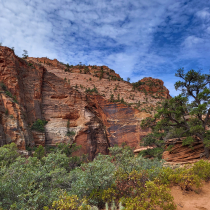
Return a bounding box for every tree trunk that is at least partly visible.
[198,135,210,158]
[204,146,210,158]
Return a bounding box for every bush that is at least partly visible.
[121,181,176,210]
[0,143,20,167]
[22,50,28,59]
[51,192,91,210]
[157,166,201,190]
[1,143,210,210]
[109,146,163,179]
[0,152,74,209]
[69,154,115,207]
[102,170,176,210]
[33,145,45,160]
[85,86,98,94]
[31,119,48,132]
[0,82,18,103]
[190,160,210,181]
[138,147,164,159]
[67,131,76,136]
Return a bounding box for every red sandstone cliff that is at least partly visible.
[0,46,170,159]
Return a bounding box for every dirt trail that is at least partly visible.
[171,182,210,210]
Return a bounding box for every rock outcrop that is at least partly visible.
[0,46,170,159]
[133,77,171,99]
[162,137,204,162]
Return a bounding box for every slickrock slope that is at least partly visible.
[162,137,204,162]
[0,46,170,159]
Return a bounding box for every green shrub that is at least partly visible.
[67,130,76,136]
[22,50,28,59]
[0,145,85,210]
[109,146,163,180]
[33,145,45,160]
[0,82,18,103]
[138,147,164,159]
[69,154,115,207]
[0,143,20,167]
[5,109,8,115]
[121,181,176,210]
[157,166,201,190]
[190,160,210,181]
[31,119,48,132]
[102,170,176,210]
[0,156,67,209]
[85,86,98,94]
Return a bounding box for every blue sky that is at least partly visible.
[0,0,210,96]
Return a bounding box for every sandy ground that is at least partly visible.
[171,182,210,210]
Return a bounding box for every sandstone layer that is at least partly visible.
[162,137,204,162]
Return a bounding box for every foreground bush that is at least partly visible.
[0,143,85,209]
[190,159,210,181]
[102,170,176,210]
[51,192,90,210]
[0,155,70,209]
[0,143,19,167]
[157,166,201,191]
[69,154,115,208]
[1,143,210,210]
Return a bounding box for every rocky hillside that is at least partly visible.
[0,46,170,159]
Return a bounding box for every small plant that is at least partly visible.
[127,77,130,82]
[52,192,91,210]
[66,119,76,136]
[31,119,48,132]
[84,67,89,74]
[5,109,8,115]
[9,114,14,119]
[33,145,45,160]
[0,82,7,91]
[117,94,120,101]
[85,86,98,94]
[22,50,28,59]
[67,130,76,136]
[0,82,18,103]
[110,94,114,102]
[191,160,210,181]
[132,81,144,90]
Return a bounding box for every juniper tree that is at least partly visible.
[141,68,210,158]
[22,50,28,59]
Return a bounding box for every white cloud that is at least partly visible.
[0,0,210,96]
[196,9,210,20]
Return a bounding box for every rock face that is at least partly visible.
[134,77,171,99]
[0,46,170,159]
[162,137,204,162]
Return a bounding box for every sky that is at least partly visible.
[0,0,210,97]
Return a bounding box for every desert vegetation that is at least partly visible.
[1,143,210,209]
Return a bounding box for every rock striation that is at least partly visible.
[0,46,170,159]
[162,137,204,162]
